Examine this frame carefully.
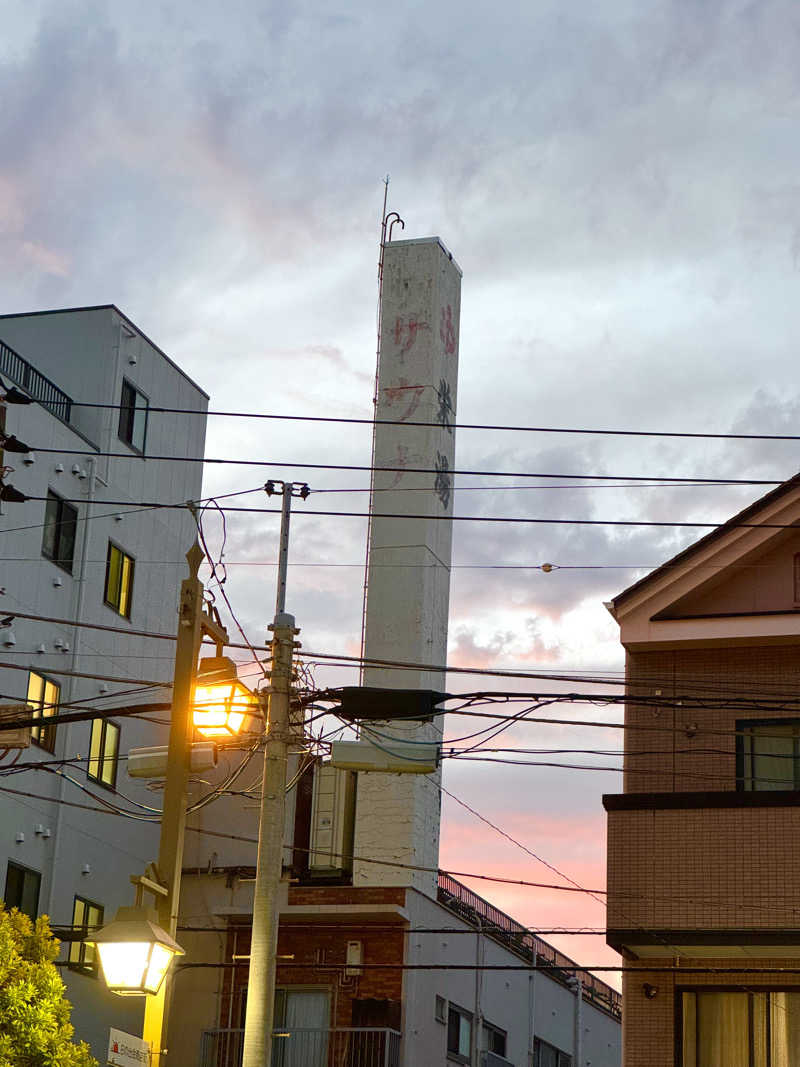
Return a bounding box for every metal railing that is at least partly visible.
[0,338,72,422]
[200,1027,401,1067]
[438,872,621,1019]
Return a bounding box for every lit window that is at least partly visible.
[68,896,103,975]
[41,490,77,573]
[88,718,120,789]
[447,1004,472,1063]
[104,542,134,618]
[4,862,41,919]
[118,379,148,454]
[27,671,59,753]
[738,720,800,791]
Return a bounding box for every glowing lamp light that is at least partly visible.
[193,656,259,739]
[86,906,184,996]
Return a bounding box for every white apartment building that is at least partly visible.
[0,306,207,1059]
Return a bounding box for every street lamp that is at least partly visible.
[88,905,184,996]
[193,655,259,739]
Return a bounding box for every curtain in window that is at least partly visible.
[683,990,800,1066]
[274,990,329,1067]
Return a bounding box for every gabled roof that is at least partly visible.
[612,472,800,613]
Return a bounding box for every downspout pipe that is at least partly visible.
[46,455,96,915]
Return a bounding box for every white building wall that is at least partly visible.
[403,890,621,1067]
[0,308,207,1060]
[353,237,462,897]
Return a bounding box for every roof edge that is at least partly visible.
[612,472,800,612]
[0,305,210,401]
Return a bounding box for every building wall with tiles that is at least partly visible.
[606,803,800,931]
[621,959,800,1067]
[623,645,800,794]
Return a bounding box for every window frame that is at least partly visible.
[118,378,149,455]
[447,1003,473,1064]
[27,670,60,753]
[736,717,800,791]
[533,1037,572,1067]
[482,1021,507,1057]
[103,540,135,619]
[87,717,120,789]
[4,861,41,919]
[67,895,103,975]
[41,489,78,574]
[678,986,800,1066]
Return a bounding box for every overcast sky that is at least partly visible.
[4,0,800,979]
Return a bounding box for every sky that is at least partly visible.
[4,0,800,982]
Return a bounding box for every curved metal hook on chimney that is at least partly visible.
[385,212,405,242]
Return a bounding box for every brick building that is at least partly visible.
[604,475,800,1066]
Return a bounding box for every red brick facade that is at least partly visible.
[221,886,407,1033]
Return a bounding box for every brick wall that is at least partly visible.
[621,959,800,1067]
[624,646,800,794]
[607,804,800,930]
[288,885,406,907]
[222,904,406,1030]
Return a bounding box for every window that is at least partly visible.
[738,719,800,791]
[534,1038,572,1067]
[272,988,331,1066]
[88,718,120,788]
[104,542,134,618]
[4,862,40,919]
[27,671,59,753]
[681,989,800,1065]
[41,490,77,573]
[447,1004,472,1063]
[118,379,148,453]
[482,1022,507,1057]
[67,896,103,974]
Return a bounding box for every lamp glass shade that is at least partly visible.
[193,657,258,738]
[86,906,183,996]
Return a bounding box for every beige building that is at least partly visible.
[605,474,800,1066]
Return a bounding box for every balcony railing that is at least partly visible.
[0,338,72,422]
[200,1027,401,1067]
[438,872,621,1019]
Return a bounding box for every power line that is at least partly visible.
[49,401,800,442]
[27,446,787,485]
[5,609,178,642]
[0,658,170,687]
[14,494,800,532]
[441,785,605,906]
[0,701,171,735]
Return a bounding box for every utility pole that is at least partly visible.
[241,481,307,1067]
[142,542,228,1064]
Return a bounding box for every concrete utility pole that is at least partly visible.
[142,542,228,1063]
[241,482,306,1067]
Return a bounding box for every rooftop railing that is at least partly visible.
[438,871,621,1019]
[0,338,72,422]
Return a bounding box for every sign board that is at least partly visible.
[108,1028,151,1067]
[0,704,31,749]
